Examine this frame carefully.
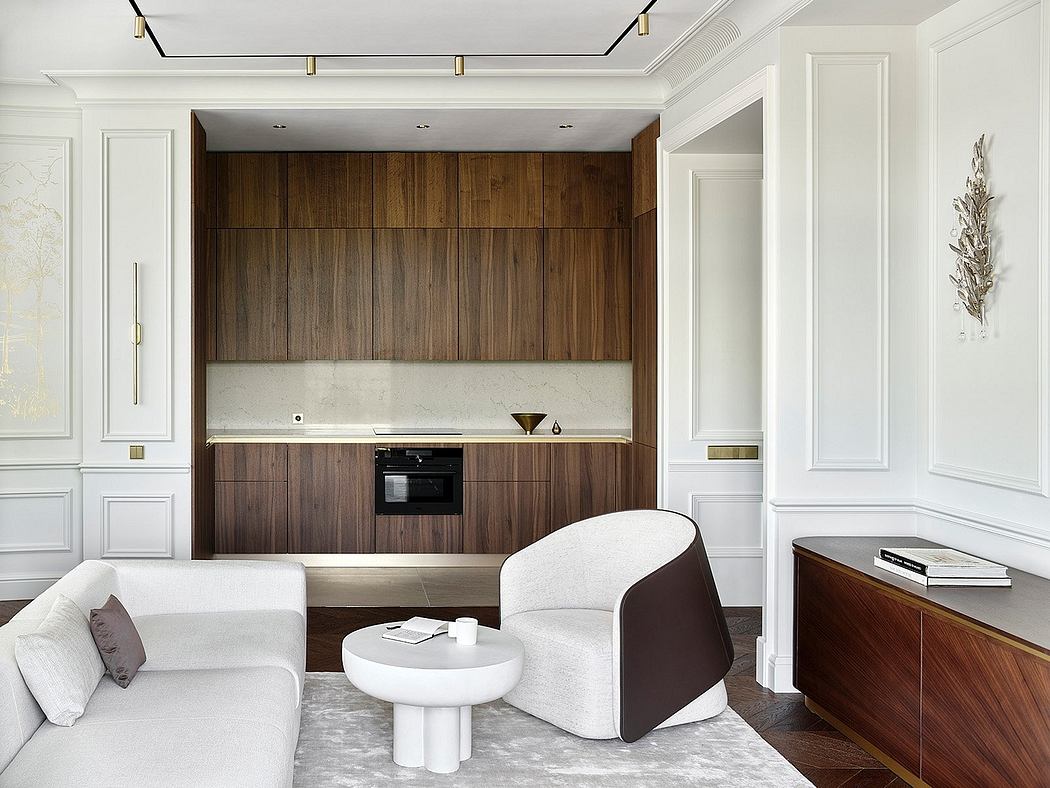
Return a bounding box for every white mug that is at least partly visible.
[447,617,478,646]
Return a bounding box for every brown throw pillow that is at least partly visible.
[89,595,146,689]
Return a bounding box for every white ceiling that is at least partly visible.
[786,0,961,26]
[675,100,763,154]
[197,108,659,152]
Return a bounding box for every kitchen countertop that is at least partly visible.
[206,428,632,445]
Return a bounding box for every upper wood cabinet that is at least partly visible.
[631,210,657,446]
[209,153,286,228]
[544,229,631,360]
[459,229,543,360]
[288,444,375,553]
[631,120,660,218]
[288,153,372,228]
[458,153,542,227]
[373,229,459,360]
[213,230,288,361]
[373,152,458,228]
[287,229,373,360]
[542,152,630,228]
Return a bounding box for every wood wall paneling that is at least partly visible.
[631,120,660,218]
[630,441,657,509]
[214,229,288,360]
[214,482,288,553]
[793,554,921,775]
[209,152,286,228]
[543,152,630,228]
[288,229,373,359]
[288,444,375,553]
[463,482,550,553]
[544,229,631,360]
[373,152,458,228]
[458,153,542,228]
[459,229,543,360]
[463,442,550,481]
[214,443,287,481]
[373,229,458,360]
[288,153,373,228]
[549,442,626,529]
[632,210,658,447]
[375,516,463,553]
[920,613,1050,788]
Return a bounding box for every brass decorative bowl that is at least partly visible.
[511,412,547,435]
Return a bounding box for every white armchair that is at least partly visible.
[500,510,734,742]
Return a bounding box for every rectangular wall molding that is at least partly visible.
[690,491,763,551]
[805,52,890,470]
[100,492,174,558]
[0,489,72,553]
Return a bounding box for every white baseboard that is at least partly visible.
[0,573,60,601]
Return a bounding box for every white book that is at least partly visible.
[381,617,450,644]
[874,557,1011,587]
[880,547,1007,578]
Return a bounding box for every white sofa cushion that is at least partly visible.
[14,596,105,727]
[502,608,617,739]
[0,667,300,788]
[133,609,306,705]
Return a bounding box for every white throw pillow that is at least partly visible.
[15,594,105,726]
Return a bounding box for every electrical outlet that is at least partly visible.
[292,413,304,425]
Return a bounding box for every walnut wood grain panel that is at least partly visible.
[543,152,629,228]
[209,152,286,228]
[214,229,288,360]
[458,153,542,228]
[793,554,921,775]
[214,443,288,481]
[458,229,543,360]
[288,229,372,359]
[544,229,631,360]
[631,119,660,218]
[549,442,627,530]
[630,441,657,509]
[373,229,458,360]
[463,443,550,481]
[375,516,462,553]
[921,612,1050,788]
[214,482,287,553]
[463,482,550,553]
[287,153,372,228]
[288,444,375,553]
[373,152,458,228]
[632,210,658,446]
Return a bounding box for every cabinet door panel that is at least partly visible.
[214,482,287,553]
[209,152,286,228]
[287,153,372,228]
[544,229,631,360]
[463,443,550,481]
[631,120,660,218]
[288,444,375,553]
[214,230,288,360]
[630,442,657,509]
[375,516,462,553]
[550,443,626,530]
[543,152,629,228]
[459,153,542,228]
[373,229,458,360]
[214,443,287,481]
[459,229,543,360]
[288,229,372,359]
[632,211,658,446]
[463,482,550,553]
[373,152,458,228]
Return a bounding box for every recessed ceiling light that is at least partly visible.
[272,124,287,129]
[559,124,574,129]
[416,124,430,129]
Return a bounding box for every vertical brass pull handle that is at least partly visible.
[132,262,142,405]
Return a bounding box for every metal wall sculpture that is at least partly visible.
[949,134,995,331]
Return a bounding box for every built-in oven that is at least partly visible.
[374,447,463,515]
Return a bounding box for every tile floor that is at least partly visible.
[306,566,501,607]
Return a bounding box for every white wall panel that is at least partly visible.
[100,493,173,558]
[691,492,763,549]
[83,470,190,560]
[0,489,71,553]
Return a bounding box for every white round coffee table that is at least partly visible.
[342,624,524,774]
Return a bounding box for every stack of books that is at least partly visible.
[875,547,1011,587]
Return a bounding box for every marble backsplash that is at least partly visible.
[207,361,632,431]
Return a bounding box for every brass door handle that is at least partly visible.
[132,262,142,405]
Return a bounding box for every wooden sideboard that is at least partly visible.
[793,537,1050,787]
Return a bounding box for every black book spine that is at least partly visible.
[879,550,928,576]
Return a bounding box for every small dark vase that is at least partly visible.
[552,420,562,435]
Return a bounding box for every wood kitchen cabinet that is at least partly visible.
[542,152,630,228]
[464,482,550,553]
[373,152,458,228]
[631,209,657,446]
[458,153,542,228]
[213,444,288,554]
[373,229,459,360]
[288,444,375,553]
[463,443,550,481]
[213,229,288,361]
[209,152,286,229]
[544,229,631,360]
[458,229,543,360]
[376,516,462,553]
[631,120,659,218]
[630,441,657,509]
[288,153,372,228]
[549,442,627,530]
[287,229,373,359]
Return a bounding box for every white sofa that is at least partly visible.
[0,559,306,788]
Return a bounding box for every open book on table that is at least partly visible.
[382,617,449,644]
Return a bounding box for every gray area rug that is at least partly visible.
[294,673,811,787]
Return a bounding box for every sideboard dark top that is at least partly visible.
[793,536,1050,657]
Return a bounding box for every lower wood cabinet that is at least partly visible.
[550,442,627,530]
[214,482,287,553]
[376,516,462,553]
[288,444,375,553]
[630,442,657,509]
[463,443,549,481]
[463,482,550,553]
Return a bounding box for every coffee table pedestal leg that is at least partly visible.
[392,704,473,774]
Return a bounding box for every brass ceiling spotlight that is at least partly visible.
[454,55,465,76]
[637,12,650,36]
[134,15,146,39]
[306,56,317,76]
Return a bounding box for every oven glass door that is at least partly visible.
[378,466,460,514]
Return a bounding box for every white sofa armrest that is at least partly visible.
[103,559,306,619]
